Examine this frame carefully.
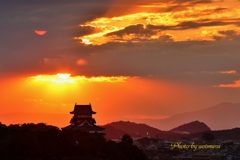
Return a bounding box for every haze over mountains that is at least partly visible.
[139,102,240,130]
[0,102,239,131]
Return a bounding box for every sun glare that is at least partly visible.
[57,73,71,80]
[23,74,128,97]
[31,73,74,84]
[82,38,92,45]
[28,74,128,84]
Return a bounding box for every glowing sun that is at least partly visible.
[57,73,71,80]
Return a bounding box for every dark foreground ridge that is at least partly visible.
[0,122,147,160]
[1,121,240,160]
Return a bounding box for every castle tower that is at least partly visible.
[63,103,104,133]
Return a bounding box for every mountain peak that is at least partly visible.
[170,121,211,134]
[103,121,162,139]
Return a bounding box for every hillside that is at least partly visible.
[212,128,240,140]
[103,121,185,140]
[103,121,162,139]
[170,120,211,134]
[103,120,240,140]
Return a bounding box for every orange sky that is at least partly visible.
[1,0,240,129]
[1,73,239,128]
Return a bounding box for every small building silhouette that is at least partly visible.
[63,103,104,133]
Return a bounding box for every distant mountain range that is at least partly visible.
[140,102,240,130]
[103,120,240,140]
[1,106,240,140]
[1,102,239,133]
[103,120,211,139]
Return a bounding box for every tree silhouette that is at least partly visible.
[0,122,147,160]
[202,132,215,141]
[121,134,133,145]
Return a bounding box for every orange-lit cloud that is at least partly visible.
[217,70,237,75]
[217,80,240,88]
[28,74,128,83]
[75,0,240,45]
[34,30,47,36]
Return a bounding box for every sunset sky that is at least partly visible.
[1,0,240,128]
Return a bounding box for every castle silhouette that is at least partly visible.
[62,103,104,133]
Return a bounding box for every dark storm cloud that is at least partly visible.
[106,24,155,37]
[0,0,113,23]
[76,26,99,37]
[174,19,237,30]
[101,0,216,16]
[113,0,214,5]
[172,0,213,4]
[70,37,240,86]
[172,7,228,18]
[149,18,239,30]
[0,0,114,74]
[105,24,174,42]
[218,30,240,36]
[103,18,239,40]
[213,30,240,41]
[0,0,113,5]
[161,0,222,12]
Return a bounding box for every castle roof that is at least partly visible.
[70,104,96,114]
[63,123,104,132]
